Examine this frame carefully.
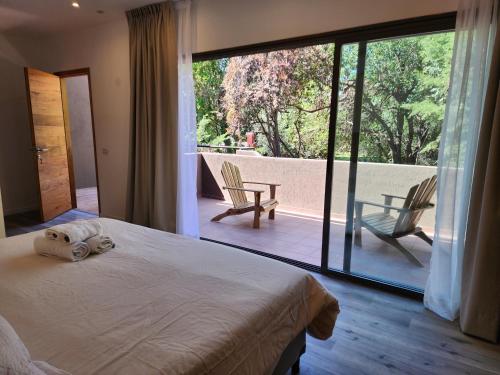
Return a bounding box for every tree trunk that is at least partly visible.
[272,111,281,157]
[402,154,417,164]
[393,111,405,164]
[392,148,402,164]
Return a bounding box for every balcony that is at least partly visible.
[197,152,436,290]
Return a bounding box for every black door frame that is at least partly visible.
[194,12,456,299]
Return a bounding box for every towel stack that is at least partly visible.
[34,220,115,262]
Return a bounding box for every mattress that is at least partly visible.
[0,218,339,374]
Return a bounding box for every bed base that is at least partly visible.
[272,330,306,375]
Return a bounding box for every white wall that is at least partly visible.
[36,20,130,219]
[193,0,459,52]
[0,34,41,215]
[0,0,458,220]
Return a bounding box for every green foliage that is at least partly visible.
[357,33,453,165]
[193,59,229,145]
[196,113,229,145]
[192,32,454,165]
[220,44,334,158]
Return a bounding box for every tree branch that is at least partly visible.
[279,137,299,158]
[363,97,397,151]
[293,104,330,114]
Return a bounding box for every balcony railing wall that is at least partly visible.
[198,152,437,230]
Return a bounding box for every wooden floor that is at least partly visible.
[3,211,500,374]
[297,274,500,375]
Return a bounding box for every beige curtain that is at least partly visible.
[460,9,500,344]
[126,2,178,232]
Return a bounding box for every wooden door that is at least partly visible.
[25,68,72,221]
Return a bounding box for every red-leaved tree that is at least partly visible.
[222,46,333,157]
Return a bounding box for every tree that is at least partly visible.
[193,32,454,164]
[193,59,229,145]
[221,45,334,157]
[337,33,453,165]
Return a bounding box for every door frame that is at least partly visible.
[55,68,101,216]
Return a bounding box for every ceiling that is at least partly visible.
[0,0,159,37]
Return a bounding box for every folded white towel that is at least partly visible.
[34,236,90,262]
[45,219,103,243]
[86,235,115,254]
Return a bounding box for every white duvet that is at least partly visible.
[0,218,339,374]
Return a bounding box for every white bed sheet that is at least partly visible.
[0,218,339,374]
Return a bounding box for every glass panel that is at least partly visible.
[349,32,454,289]
[194,43,335,266]
[328,43,358,270]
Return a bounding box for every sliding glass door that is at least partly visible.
[194,43,335,267]
[193,14,455,294]
[326,32,454,291]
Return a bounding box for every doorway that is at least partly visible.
[6,67,99,236]
[58,69,100,216]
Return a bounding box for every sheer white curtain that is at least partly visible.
[175,0,199,238]
[424,0,498,320]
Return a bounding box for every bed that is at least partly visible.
[0,218,339,374]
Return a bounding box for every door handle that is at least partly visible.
[31,146,49,164]
[31,147,49,153]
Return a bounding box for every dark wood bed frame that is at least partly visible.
[272,330,306,375]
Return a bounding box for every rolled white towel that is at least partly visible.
[86,235,115,254]
[45,219,103,243]
[34,236,90,262]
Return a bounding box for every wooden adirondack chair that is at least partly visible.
[354,175,437,267]
[211,161,280,229]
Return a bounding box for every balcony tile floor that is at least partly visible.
[76,187,99,215]
[198,197,432,290]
